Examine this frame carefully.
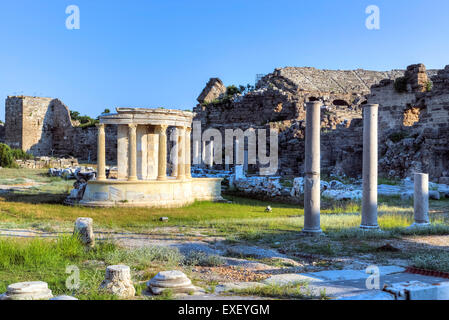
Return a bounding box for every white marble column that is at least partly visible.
[303,101,322,235]
[185,127,192,179]
[361,104,379,230]
[156,125,168,181]
[177,126,186,180]
[128,124,138,181]
[96,123,106,181]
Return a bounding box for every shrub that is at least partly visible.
[0,143,15,168]
[0,143,34,167]
[426,81,433,92]
[10,148,34,160]
[394,77,408,93]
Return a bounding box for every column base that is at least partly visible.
[301,228,324,237]
[407,222,431,230]
[360,224,381,230]
[157,176,167,181]
[128,176,138,182]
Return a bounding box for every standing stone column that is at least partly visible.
[303,101,322,235]
[156,125,168,181]
[361,104,380,230]
[128,124,138,181]
[185,127,192,178]
[412,173,430,227]
[177,126,186,180]
[96,124,106,181]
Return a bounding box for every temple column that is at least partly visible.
[96,123,106,181]
[302,101,322,235]
[128,124,138,181]
[177,126,186,180]
[156,125,168,181]
[361,104,380,229]
[185,127,192,178]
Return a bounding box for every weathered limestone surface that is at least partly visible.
[99,265,135,298]
[0,281,53,300]
[74,217,95,247]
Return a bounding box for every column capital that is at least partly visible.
[96,123,105,129]
[185,127,192,134]
[155,124,168,135]
[128,123,138,130]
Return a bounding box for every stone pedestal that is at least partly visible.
[303,102,322,235]
[361,104,380,230]
[0,281,53,300]
[99,265,135,298]
[74,217,95,247]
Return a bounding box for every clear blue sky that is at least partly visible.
[1,0,448,121]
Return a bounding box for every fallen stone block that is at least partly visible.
[0,281,53,300]
[383,281,449,300]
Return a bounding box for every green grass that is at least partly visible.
[412,250,449,272]
[0,236,120,300]
[1,168,449,296]
[230,282,328,300]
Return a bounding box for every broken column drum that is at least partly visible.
[302,101,322,235]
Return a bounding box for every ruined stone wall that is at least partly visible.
[368,64,449,182]
[4,96,117,163]
[194,67,406,177]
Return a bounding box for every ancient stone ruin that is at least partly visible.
[1,63,448,183]
[79,108,223,208]
[3,96,117,162]
[194,64,448,182]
